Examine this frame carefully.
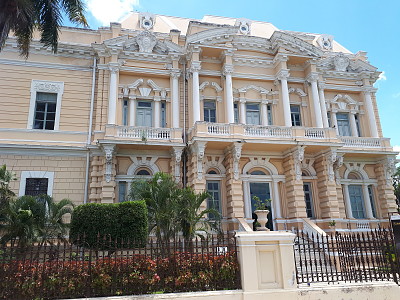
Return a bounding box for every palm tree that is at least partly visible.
[0,0,88,57]
[130,172,181,246]
[0,164,16,222]
[179,187,221,244]
[0,195,74,247]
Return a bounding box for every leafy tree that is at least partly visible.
[393,166,400,212]
[0,0,88,57]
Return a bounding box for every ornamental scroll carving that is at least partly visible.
[293,146,305,181]
[33,80,64,93]
[333,53,350,72]
[136,31,157,53]
[327,150,338,182]
[381,157,396,186]
[231,143,242,181]
[192,141,206,180]
[103,145,115,183]
[171,147,183,183]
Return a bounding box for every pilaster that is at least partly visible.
[314,150,340,219]
[283,147,307,219]
[187,141,207,194]
[170,146,184,183]
[224,143,244,219]
[101,144,116,203]
[375,157,398,216]
[89,155,103,203]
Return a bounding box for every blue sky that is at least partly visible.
[71,0,399,152]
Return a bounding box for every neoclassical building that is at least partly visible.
[0,12,397,232]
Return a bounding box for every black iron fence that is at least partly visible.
[294,228,400,286]
[0,234,241,300]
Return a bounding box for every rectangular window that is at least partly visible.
[337,113,351,136]
[33,92,57,130]
[349,185,365,219]
[136,101,152,127]
[161,102,166,127]
[267,104,273,125]
[234,103,239,123]
[206,180,221,219]
[355,114,362,137]
[303,182,314,218]
[25,178,48,196]
[122,99,128,126]
[118,181,127,202]
[204,101,216,123]
[368,185,377,218]
[246,103,260,125]
[290,105,302,126]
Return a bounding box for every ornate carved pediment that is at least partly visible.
[101,31,183,55]
[318,53,378,73]
[270,31,323,57]
[186,27,238,45]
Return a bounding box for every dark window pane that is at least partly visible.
[45,121,55,130]
[47,103,56,112]
[37,92,57,102]
[46,112,56,121]
[136,169,151,175]
[34,120,44,129]
[25,178,48,196]
[36,103,46,111]
[35,112,45,120]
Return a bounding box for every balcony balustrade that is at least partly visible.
[104,125,183,143]
[340,136,391,149]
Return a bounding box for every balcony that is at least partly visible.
[189,122,338,143]
[340,136,392,150]
[103,125,183,144]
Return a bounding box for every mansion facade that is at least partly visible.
[0,12,397,232]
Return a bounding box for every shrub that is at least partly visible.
[69,201,148,248]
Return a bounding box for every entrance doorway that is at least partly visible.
[249,182,273,230]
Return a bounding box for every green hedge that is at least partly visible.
[69,201,148,247]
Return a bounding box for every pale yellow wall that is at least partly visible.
[0,154,86,206]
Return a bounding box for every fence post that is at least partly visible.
[235,231,297,294]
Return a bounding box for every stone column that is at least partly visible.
[331,111,339,134]
[342,184,354,219]
[306,73,323,128]
[102,144,116,203]
[362,184,374,219]
[261,100,268,126]
[239,98,246,124]
[363,88,379,138]
[272,180,282,219]
[128,99,136,126]
[349,112,358,137]
[107,64,119,125]
[223,64,235,123]
[153,97,161,128]
[276,69,291,127]
[170,70,180,128]
[190,62,201,125]
[318,83,329,128]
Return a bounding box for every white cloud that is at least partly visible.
[377,71,387,81]
[85,0,140,26]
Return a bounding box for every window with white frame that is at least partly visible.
[122,99,128,126]
[161,102,166,127]
[246,103,260,125]
[136,101,152,126]
[28,80,64,130]
[290,105,302,126]
[19,171,54,197]
[204,100,216,123]
[336,113,351,136]
[118,181,127,202]
[267,104,273,125]
[206,180,221,219]
[234,103,239,123]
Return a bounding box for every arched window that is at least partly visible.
[136,169,151,176]
[250,170,267,175]
[207,169,218,175]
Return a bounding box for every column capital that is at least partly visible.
[318,82,326,90]
[275,69,290,81]
[222,64,234,76]
[189,61,201,73]
[239,98,246,104]
[306,72,319,84]
[108,63,120,74]
[362,86,377,94]
[261,100,269,105]
[170,69,181,79]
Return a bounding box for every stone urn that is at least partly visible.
[254,210,270,231]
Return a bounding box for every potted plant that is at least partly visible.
[253,196,272,231]
[328,220,336,234]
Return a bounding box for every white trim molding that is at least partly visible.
[27,80,64,130]
[18,170,55,197]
